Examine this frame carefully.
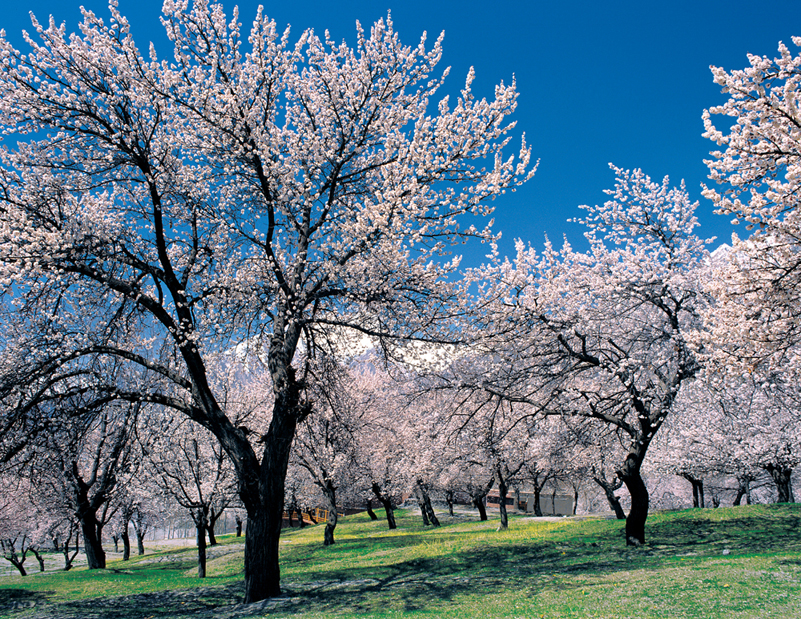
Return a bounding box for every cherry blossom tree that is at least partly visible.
[702,36,801,380]
[0,1,534,601]
[459,167,708,545]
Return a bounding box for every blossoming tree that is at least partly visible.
[0,1,533,601]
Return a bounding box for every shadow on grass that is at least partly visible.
[6,505,799,618]
[0,588,54,611]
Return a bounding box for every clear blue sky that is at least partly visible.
[4,0,800,265]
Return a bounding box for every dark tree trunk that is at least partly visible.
[287,509,294,528]
[80,518,106,569]
[322,481,338,546]
[371,482,397,530]
[206,523,217,547]
[417,481,439,527]
[594,470,627,520]
[494,465,509,530]
[366,499,378,521]
[54,532,79,571]
[572,487,579,515]
[733,478,752,506]
[121,530,131,561]
[472,495,488,521]
[235,515,243,537]
[30,548,45,572]
[195,508,208,578]
[532,486,543,517]
[136,532,145,556]
[619,455,649,546]
[297,508,306,528]
[766,465,795,503]
[417,498,430,525]
[112,534,119,553]
[445,490,455,516]
[1,538,28,576]
[239,392,298,604]
[682,474,705,508]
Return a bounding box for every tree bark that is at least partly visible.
[366,499,378,521]
[80,517,106,569]
[734,478,752,506]
[195,508,208,578]
[322,480,338,546]
[682,473,705,508]
[593,475,627,520]
[445,490,455,516]
[235,515,243,537]
[239,390,299,603]
[121,529,131,561]
[619,455,649,546]
[766,465,795,503]
[417,481,439,527]
[371,482,397,530]
[472,495,488,521]
[30,548,45,572]
[494,464,509,530]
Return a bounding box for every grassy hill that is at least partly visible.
[1,504,800,618]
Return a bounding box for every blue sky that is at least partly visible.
[4,0,801,265]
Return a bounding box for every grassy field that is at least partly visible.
[0,504,800,618]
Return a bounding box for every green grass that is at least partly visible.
[1,504,800,618]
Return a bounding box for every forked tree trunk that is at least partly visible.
[682,473,705,508]
[733,478,752,506]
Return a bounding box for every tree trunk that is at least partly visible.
[239,391,298,603]
[572,487,579,515]
[619,455,649,546]
[206,523,217,547]
[371,482,397,530]
[121,529,131,561]
[30,548,45,572]
[766,465,795,503]
[494,465,509,530]
[136,532,145,556]
[445,490,455,516]
[297,508,306,528]
[682,474,705,508]
[366,499,378,521]
[734,478,752,506]
[417,498,430,525]
[532,486,543,517]
[417,481,439,527]
[80,518,106,569]
[235,515,243,537]
[322,480,338,546]
[195,508,208,579]
[112,534,119,553]
[472,495,488,521]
